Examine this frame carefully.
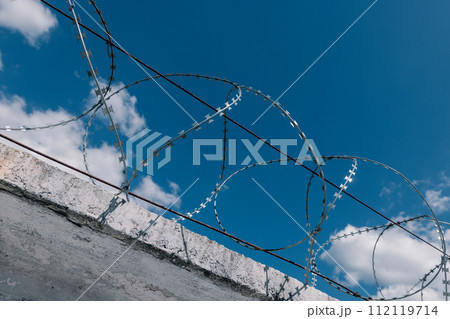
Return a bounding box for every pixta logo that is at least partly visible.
[126,129,172,176]
[193,138,324,166]
[127,129,323,176]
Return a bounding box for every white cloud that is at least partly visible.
[0,89,179,212]
[132,176,180,212]
[0,92,84,168]
[0,0,58,47]
[0,50,3,71]
[85,142,124,187]
[379,182,402,198]
[425,190,450,214]
[168,180,180,194]
[438,172,450,188]
[87,80,147,138]
[319,221,448,300]
[379,186,392,197]
[375,284,443,301]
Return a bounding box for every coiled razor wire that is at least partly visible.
[68,0,130,199]
[2,0,447,300]
[306,155,447,300]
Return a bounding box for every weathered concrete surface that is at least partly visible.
[0,143,335,301]
[0,189,260,300]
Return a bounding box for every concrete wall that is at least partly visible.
[0,143,335,301]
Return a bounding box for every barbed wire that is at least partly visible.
[1,0,447,300]
[0,132,368,300]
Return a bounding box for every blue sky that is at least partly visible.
[1,0,450,300]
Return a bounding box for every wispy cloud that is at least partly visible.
[0,88,179,209]
[0,50,3,71]
[87,80,147,138]
[409,172,450,214]
[320,220,447,300]
[438,171,450,189]
[379,182,402,198]
[412,171,450,190]
[0,91,85,169]
[132,176,180,211]
[0,0,58,47]
[425,190,450,214]
[379,186,392,197]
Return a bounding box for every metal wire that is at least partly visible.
[1,0,443,300]
[0,132,367,300]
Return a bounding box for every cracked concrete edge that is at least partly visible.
[0,143,336,301]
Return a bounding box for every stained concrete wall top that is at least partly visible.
[0,143,335,301]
